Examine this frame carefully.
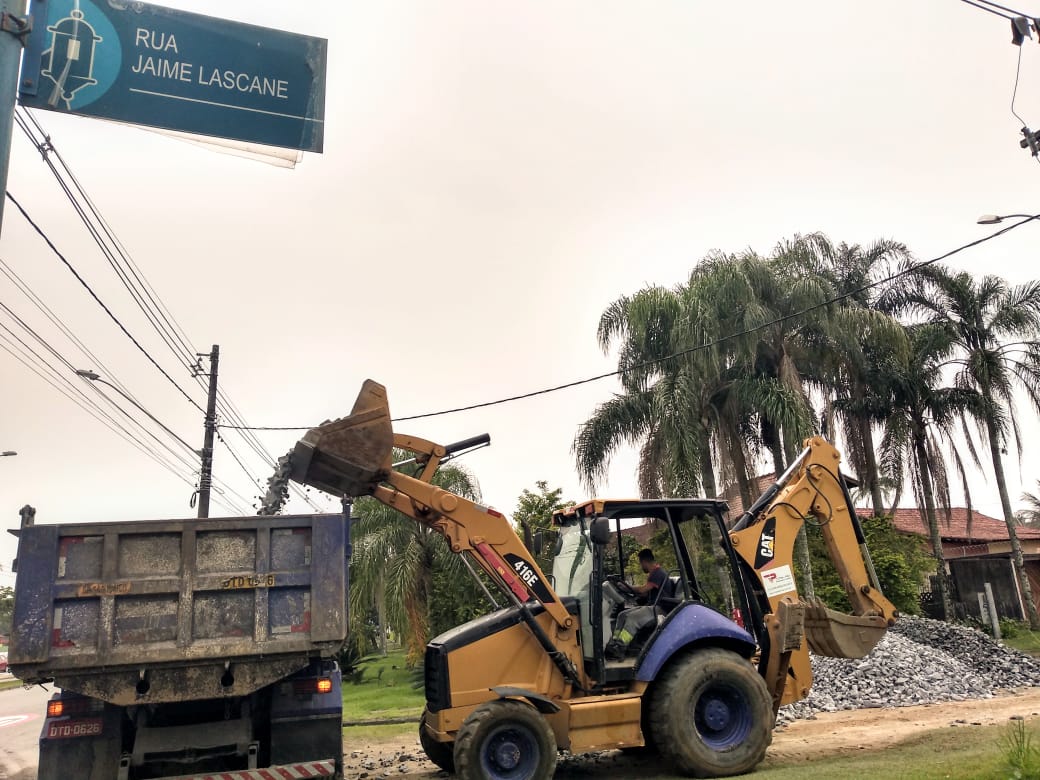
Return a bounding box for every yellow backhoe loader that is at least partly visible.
[288,380,898,779]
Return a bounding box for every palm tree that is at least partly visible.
[876,322,982,620]
[576,282,724,500]
[893,267,1040,629]
[688,248,832,595]
[349,457,482,666]
[776,234,912,516]
[575,264,813,504]
[1019,482,1040,526]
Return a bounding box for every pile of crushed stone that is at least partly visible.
[776,615,1040,726]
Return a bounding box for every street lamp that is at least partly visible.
[74,369,200,457]
[977,213,1037,224]
[1,451,15,457]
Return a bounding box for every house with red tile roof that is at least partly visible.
[855,507,1040,622]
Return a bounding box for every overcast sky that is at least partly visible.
[2,1,1040,585]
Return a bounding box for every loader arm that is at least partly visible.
[728,436,899,710]
[287,380,588,690]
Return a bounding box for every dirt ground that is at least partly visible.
[341,688,1040,779]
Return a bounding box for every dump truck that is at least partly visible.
[8,506,351,779]
[285,379,899,779]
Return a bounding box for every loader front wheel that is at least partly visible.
[419,709,455,773]
[454,699,557,780]
[649,647,773,777]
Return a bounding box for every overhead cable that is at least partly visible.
[960,0,1016,19]
[0,330,200,489]
[6,190,208,416]
[15,110,323,512]
[16,110,200,369]
[0,256,139,400]
[217,214,1040,428]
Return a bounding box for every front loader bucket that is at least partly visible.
[289,379,394,497]
[803,599,889,659]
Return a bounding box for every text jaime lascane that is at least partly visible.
[129,28,290,100]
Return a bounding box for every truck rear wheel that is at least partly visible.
[453,699,556,780]
[649,647,772,777]
[419,709,454,773]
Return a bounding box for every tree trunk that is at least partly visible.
[915,434,954,621]
[699,437,718,499]
[728,435,754,511]
[405,547,434,668]
[375,577,388,656]
[699,438,736,609]
[985,414,1040,628]
[861,419,885,518]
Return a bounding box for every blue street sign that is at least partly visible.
[18,0,326,152]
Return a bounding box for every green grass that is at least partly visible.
[754,722,1026,780]
[340,649,425,725]
[0,678,21,693]
[1003,628,1040,657]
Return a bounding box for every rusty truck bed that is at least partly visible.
[9,512,349,705]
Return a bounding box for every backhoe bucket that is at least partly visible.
[803,599,888,659]
[289,379,394,497]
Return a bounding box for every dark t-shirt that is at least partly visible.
[643,566,667,604]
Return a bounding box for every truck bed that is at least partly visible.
[9,512,349,705]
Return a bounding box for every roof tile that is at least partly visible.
[857,507,1040,542]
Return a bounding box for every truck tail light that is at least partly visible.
[292,677,333,695]
[47,697,102,718]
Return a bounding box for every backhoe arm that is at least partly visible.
[287,380,586,689]
[728,436,898,709]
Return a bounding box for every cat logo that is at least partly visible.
[759,532,775,561]
[753,518,778,569]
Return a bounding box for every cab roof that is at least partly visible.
[552,498,730,526]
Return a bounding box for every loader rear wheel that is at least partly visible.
[454,699,557,780]
[649,647,773,777]
[419,709,455,773]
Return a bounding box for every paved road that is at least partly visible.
[0,679,50,780]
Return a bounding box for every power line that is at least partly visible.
[0,256,139,401]
[5,190,207,415]
[0,307,201,479]
[960,0,1016,20]
[16,113,317,508]
[0,329,199,489]
[1012,40,1030,128]
[9,115,303,513]
[16,111,323,512]
[16,110,201,370]
[0,262,254,510]
[217,214,1040,428]
[0,317,249,515]
[971,0,1036,17]
[211,390,325,511]
[74,377,203,473]
[0,317,194,476]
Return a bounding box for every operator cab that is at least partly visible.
[551,499,761,684]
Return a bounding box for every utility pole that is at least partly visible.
[196,345,219,519]
[0,0,28,233]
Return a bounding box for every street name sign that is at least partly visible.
[18,0,327,152]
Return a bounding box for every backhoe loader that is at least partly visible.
[287,380,898,779]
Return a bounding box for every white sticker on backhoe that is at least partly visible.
[761,564,796,598]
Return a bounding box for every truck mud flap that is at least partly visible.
[153,759,336,779]
[803,599,888,659]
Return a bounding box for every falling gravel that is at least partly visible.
[776,615,1040,726]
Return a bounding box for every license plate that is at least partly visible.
[47,718,103,739]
